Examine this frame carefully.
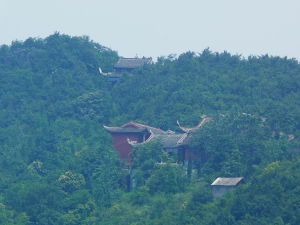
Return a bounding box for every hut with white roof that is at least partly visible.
[211,177,244,198]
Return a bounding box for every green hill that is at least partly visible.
[111,51,300,133]
[0,34,299,224]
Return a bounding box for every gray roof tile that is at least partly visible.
[114,58,151,69]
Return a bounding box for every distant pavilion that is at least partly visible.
[99,57,152,82]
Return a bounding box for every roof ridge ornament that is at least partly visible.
[177,133,188,145]
[99,67,113,76]
[177,115,211,133]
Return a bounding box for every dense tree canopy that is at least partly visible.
[0,34,299,224]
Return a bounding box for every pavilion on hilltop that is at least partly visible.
[99,57,152,82]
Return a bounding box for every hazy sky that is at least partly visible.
[1,0,299,60]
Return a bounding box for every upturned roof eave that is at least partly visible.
[103,125,148,133]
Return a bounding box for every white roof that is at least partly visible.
[211,177,243,186]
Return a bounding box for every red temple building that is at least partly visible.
[103,116,211,163]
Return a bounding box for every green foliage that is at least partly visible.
[210,158,300,225]
[190,112,293,179]
[0,34,121,224]
[0,202,29,225]
[132,141,167,185]
[0,33,299,224]
[112,50,300,133]
[58,171,86,193]
[147,163,186,194]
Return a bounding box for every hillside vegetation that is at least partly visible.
[0,33,299,224]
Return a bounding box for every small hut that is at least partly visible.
[211,177,244,198]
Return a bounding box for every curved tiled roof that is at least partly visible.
[105,117,211,148]
[177,116,211,133]
[156,133,186,148]
[128,132,187,149]
[103,121,165,134]
[103,126,147,133]
[123,122,165,134]
[114,58,152,69]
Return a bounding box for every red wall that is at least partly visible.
[110,132,206,164]
[111,133,142,163]
[184,148,206,161]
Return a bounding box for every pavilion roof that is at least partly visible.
[114,58,152,69]
[146,133,186,149]
[105,117,211,149]
[103,121,165,134]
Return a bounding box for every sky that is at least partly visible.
[1,0,300,60]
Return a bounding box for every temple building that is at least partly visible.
[99,57,152,82]
[103,116,211,163]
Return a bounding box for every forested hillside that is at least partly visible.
[112,51,300,133]
[0,34,299,224]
